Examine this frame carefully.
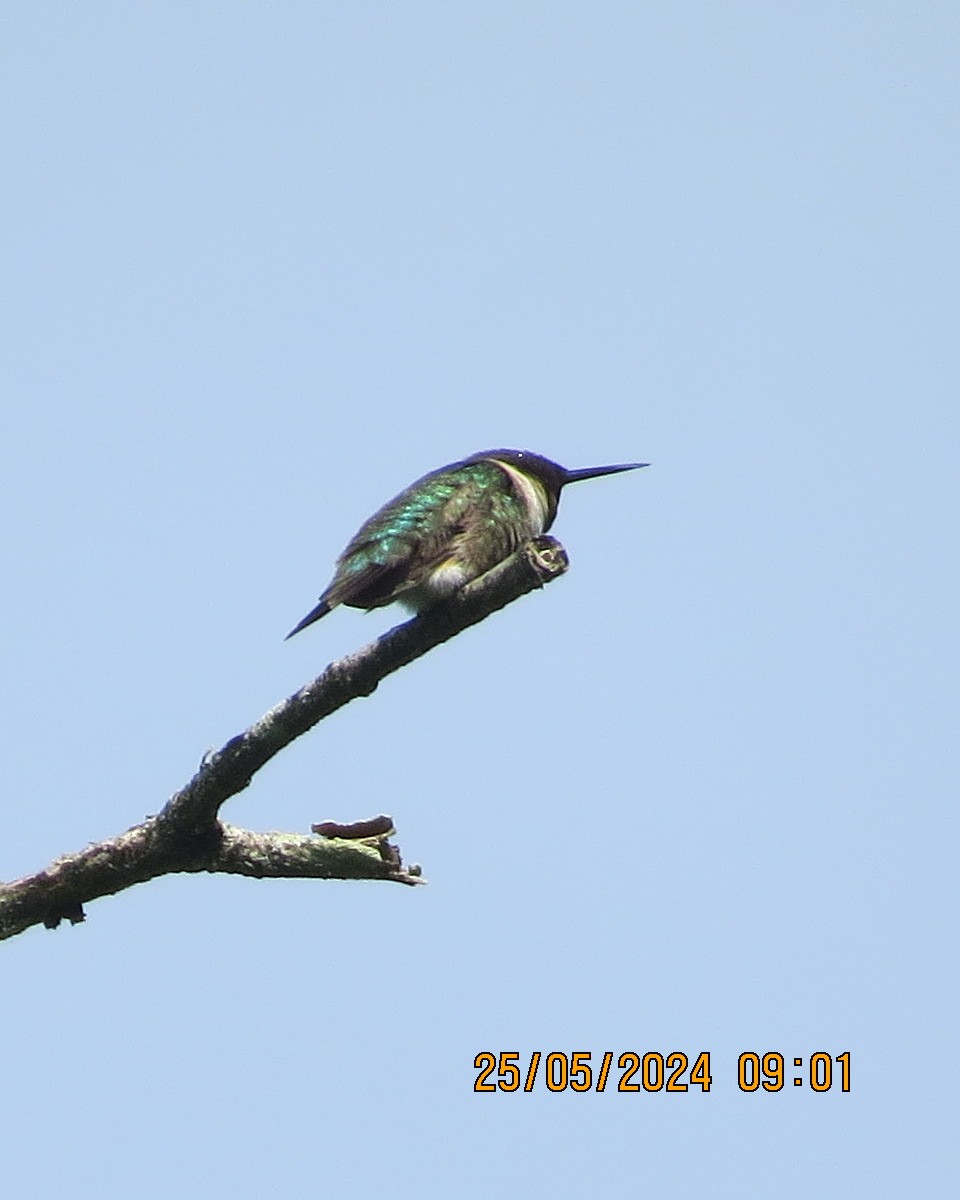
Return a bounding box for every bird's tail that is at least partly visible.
[285,599,331,640]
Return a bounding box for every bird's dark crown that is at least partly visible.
[464,449,568,495]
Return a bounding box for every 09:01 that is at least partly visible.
[738,1051,851,1092]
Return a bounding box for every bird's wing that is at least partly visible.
[319,555,415,611]
[327,517,480,611]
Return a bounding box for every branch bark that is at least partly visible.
[0,537,569,941]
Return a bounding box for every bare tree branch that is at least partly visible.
[0,537,569,941]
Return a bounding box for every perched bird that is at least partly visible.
[286,448,647,639]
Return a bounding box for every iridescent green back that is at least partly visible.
[321,459,533,609]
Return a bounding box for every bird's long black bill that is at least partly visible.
[563,461,649,484]
[285,599,331,640]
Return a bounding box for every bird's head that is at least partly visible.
[468,449,648,526]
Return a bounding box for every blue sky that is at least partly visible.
[1,4,956,1196]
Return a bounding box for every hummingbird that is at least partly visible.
[286,448,647,639]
